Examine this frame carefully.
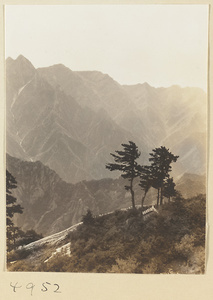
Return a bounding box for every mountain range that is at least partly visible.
[7,154,141,236]
[7,154,206,236]
[6,55,207,183]
[6,55,207,236]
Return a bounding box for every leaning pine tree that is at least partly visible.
[106,141,141,209]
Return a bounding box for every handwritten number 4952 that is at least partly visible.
[10,282,61,295]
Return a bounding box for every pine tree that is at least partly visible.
[6,170,23,249]
[148,146,179,206]
[138,165,153,208]
[106,141,141,208]
[82,209,95,225]
[163,177,177,202]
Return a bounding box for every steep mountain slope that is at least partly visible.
[6,56,137,183]
[123,84,207,177]
[38,61,208,178]
[38,66,133,120]
[176,173,206,198]
[7,154,142,236]
[6,55,207,184]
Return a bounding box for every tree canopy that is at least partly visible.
[146,146,179,205]
[106,141,141,208]
[106,143,179,208]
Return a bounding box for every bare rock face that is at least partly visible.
[6,57,137,183]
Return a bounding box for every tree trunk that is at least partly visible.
[12,230,16,249]
[141,193,146,209]
[160,185,164,205]
[141,189,148,209]
[157,188,160,206]
[130,178,135,209]
[141,191,147,216]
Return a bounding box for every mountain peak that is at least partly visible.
[6,56,14,63]
[17,54,28,60]
[43,63,70,71]
[142,82,151,87]
[6,57,14,67]
[6,55,36,93]
[6,55,36,74]
[15,55,35,69]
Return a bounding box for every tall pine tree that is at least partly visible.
[148,146,179,206]
[163,177,177,202]
[138,165,153,208]
[106,141,141,208]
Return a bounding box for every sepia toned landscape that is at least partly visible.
[6,55,206,273]
[5,5,207,274]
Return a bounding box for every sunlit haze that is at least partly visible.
[5,5,208,91]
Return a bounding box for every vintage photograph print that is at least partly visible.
[5,5,208,273]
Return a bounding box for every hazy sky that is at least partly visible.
[5,5,208,90]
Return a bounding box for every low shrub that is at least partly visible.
[7,247,32,262]
[8,260,35,272]
[110,257,139,273]
[45,254,71,272]
[174,234,196,259]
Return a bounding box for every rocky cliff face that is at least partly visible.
[6,56,207,183]
[6,56,137,183]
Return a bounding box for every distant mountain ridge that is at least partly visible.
[6,55,207,183]
[176,172,206,198]
[7,154,206,236]
[7,154,139,236]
